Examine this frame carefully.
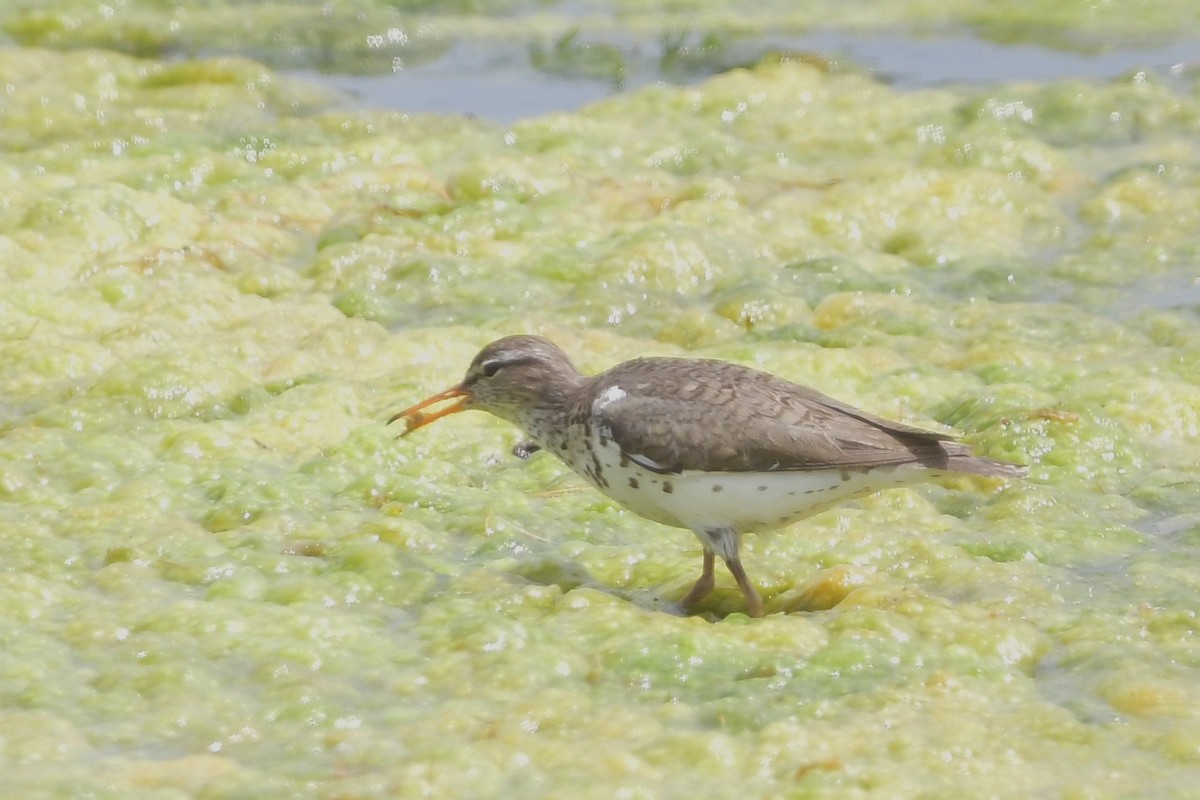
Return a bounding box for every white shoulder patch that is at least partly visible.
[592,384,627,415]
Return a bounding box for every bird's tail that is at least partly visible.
[942,452,1028,478]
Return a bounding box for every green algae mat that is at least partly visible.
[2,4,1200,799]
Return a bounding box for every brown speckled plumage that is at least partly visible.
[390,335,1027,618]
[571,355,1023,479]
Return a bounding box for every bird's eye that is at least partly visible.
[480,360,503,378]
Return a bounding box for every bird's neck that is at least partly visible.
[508,373,585,444]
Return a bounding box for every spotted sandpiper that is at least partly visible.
[390,335,1026,617]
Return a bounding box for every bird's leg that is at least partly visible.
[722,552,765,619]
[678,550,716,613]
[692,526,765,617]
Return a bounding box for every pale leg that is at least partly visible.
[690,526,765,618]
[679,550,716,612]
[723,553,764,618]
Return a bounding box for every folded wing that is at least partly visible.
[586,358,1022,478]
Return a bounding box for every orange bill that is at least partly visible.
[388,385,470,436]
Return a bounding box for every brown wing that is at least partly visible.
[585,357,1019,477]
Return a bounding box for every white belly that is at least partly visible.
[550,428,938,535]
[602,463,935,533]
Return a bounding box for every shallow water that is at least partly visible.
[295,32,1200,122]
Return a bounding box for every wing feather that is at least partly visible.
[582,357,969,474]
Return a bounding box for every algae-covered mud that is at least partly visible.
[2,7,1200,800]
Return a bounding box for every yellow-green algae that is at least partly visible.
[1,42,1200,800]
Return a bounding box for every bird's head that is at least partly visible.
[389,335,582,435]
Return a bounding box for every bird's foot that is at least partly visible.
[512,440,542,459]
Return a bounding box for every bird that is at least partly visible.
[389,334,1026,618]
